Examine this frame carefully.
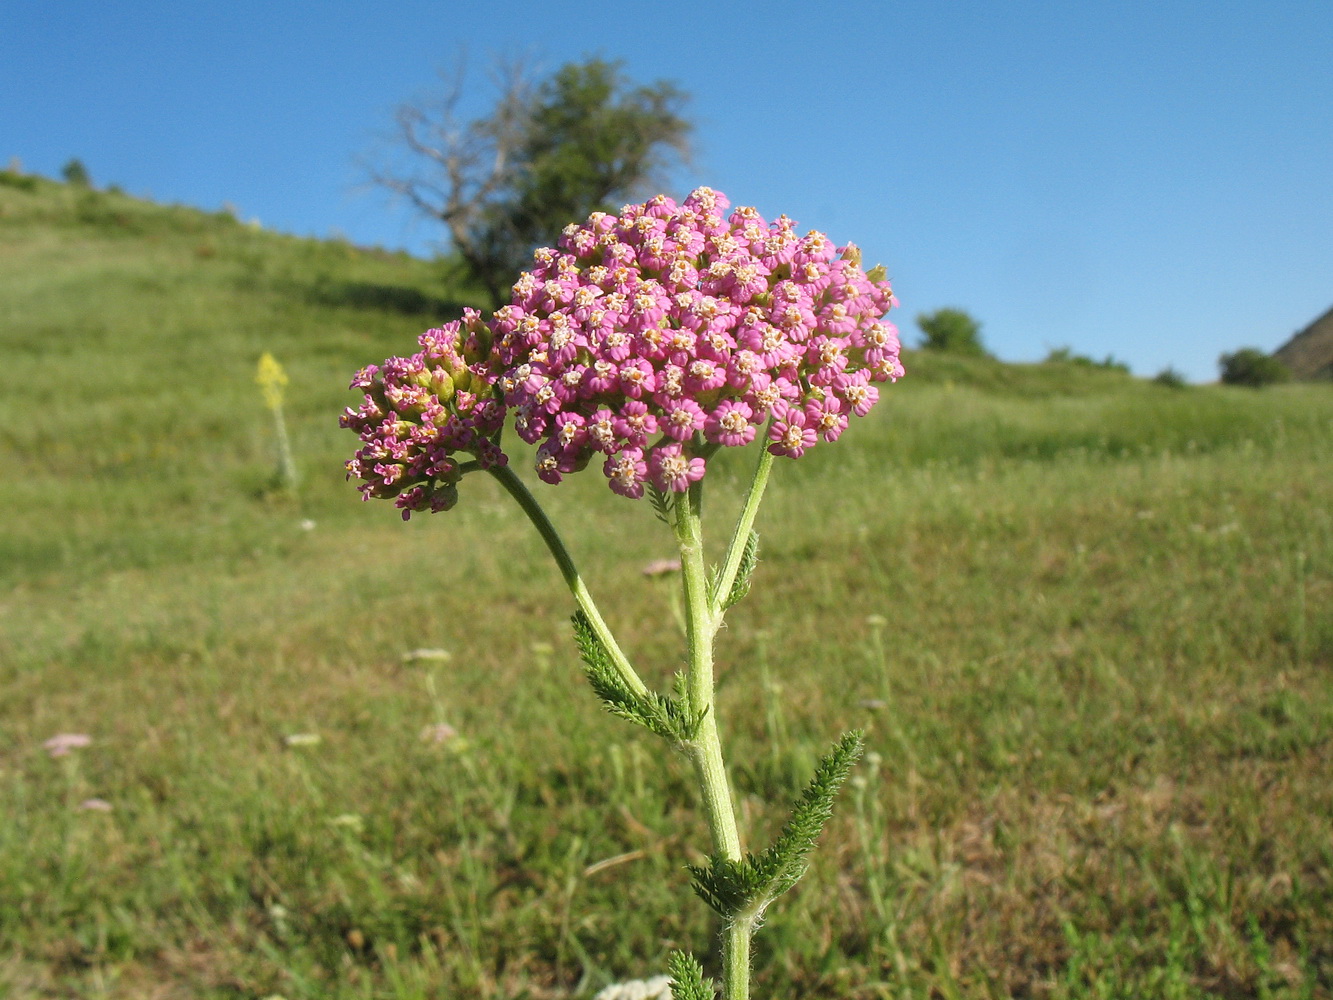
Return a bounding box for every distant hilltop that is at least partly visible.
[1274,305,1333,380]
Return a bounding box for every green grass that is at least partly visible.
[2,176,1331,999]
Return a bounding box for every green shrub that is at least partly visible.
[1153,366,1188,388]
[61,158,92,188]
[1045,346,1130,373]
[0,170,38,192]
[917,308,989,357]
[1219,348,1289,387]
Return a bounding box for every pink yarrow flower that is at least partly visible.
[767,401,819,458]
[488,187,901,497]
[341,310,507,519]
[648,443,706,493]
[345,188,901,512]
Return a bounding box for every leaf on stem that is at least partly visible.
[688,730,865,919]
[647,484,675,525]
[667,949,715,1000]
[720,529,759,611]
[751,729,865,898]
[571,612,700,743]
[686,854,766,918]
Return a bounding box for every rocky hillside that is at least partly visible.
[1274,304,1333,380]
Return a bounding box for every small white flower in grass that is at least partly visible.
[531,640,556,671]
[44,733,91,758]
[300,519,317,531]
[283,733,321,748]
[328,813,364,832]
[420,722,457,744]
[593,974,674,1000]
[401,648,451,663]
[78,798,113,812]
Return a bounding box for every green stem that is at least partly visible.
[487,464,650,700]
[673,477,749,999]
[723,917,754,1000]
[272,402,299,491]
[713,445,774,615]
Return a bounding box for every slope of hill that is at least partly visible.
[1274,303,1333,380]
[0,173,486,585]
[2,175,1331,1000]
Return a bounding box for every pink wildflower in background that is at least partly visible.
[43,733,91,758]
[641,558,682,577]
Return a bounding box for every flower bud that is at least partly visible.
[429,370,455,403]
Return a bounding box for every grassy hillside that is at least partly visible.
[2,176,1331,1000]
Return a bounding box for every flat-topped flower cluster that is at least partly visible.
[341,310,506,516]
[342,187,902,516]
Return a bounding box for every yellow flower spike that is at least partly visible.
[255,352,289,412]
[256,352,299,491]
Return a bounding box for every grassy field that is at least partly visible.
[1,174,1330,1000]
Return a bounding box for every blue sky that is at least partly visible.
[4,1,1330,381]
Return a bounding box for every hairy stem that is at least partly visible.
[723,918,754,1000]
[487,464,650,700]
[673,477,748,999]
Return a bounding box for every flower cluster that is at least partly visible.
[341,309,507,518]
[342,188,903,514]
[488,187,901,498]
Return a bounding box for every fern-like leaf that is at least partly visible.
[667,950,715,1000]
[748,730,865,903]
[721,530,759,610]
[571,612,697,744]
[688,731,865,920]
[647,484,675,525]
[687,855,764,917]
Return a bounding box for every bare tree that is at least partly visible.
[370,56,692,307]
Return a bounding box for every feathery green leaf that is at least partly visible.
[687,854,764,917]
[571,611,699,743]
[721,530,759,610]
[647,484,675,525]
[688,730,865,918]
[667,950,715,1000]
[749,730,865,902]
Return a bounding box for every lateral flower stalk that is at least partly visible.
[488,462,650,701]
